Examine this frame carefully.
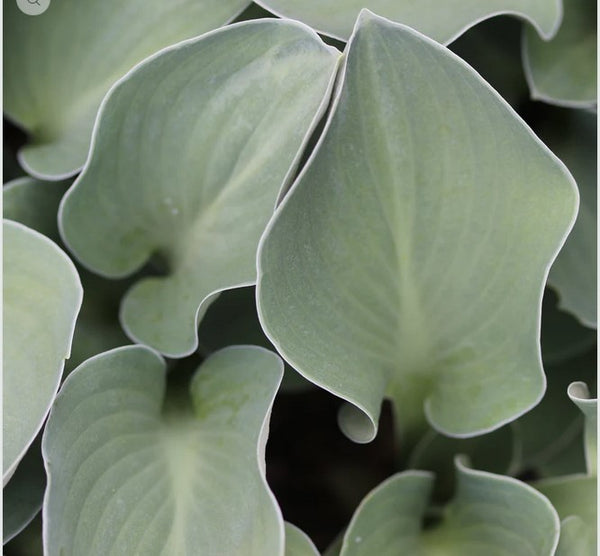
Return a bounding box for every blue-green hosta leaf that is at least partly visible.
[523,0,597,108]
[514,348,595,474]
[541,110,596,328]
[285,523,319,556]
[340,459,559,555]
[407,425,517,501]
[257,10,578,443]
[3,177,131,373]
[567,381,596,475]
[4,0,249,179]
[3,436,45,544]
[255,0,561,43]
[42,345,284,556]
[3,220,82,483]
[60,20,340,358]
[533,382,597,556]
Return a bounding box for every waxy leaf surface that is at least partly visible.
[285,523,319,556]
[3,220,82,482]
[60,19,340,357]
[258,11,578,443]
[523,0,597,108]
[540,109,596,327]
[3,177,131,373]
[256,0,561,42]
[340,460,559,555]
[4,0,249,178]
[534,382,597,556]
[42,345,284,556]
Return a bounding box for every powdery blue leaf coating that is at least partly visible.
[258,10,578,443]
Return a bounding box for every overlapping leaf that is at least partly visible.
[523,0,597,108]
[255,0,561,43]
[3,177,131,373]
[339,459,559,554]
[42,345,284,555]
[60,20,340,357]
[4,0,249,178]
[534,382,597,556]
[538,109,596,328]
[258,11,578,443]
[3,220,82,483]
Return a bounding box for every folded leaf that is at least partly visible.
[523,0,597,108]
[340,459,559,555]
[258,10,578,443]
[42,345,284,555]
[533,382,597,556]
[3,220,82,483]
[60,19,340,357]
[256,0,561,42]
[4,0,249,178]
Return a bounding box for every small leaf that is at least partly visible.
[4,0,249,178]
[340,458,559,555]
[258,10,578,443]
[42,345,284,555]
[533,382,597,556]
[3,220,82,483]
[60,19,340,357]
[285,522,319,556]
[255,0,561,43]
[523,0,597,107]
[567,381,596,475]
[3,436,45,544]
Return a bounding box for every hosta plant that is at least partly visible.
[3,1,596,555]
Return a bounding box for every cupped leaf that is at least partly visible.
[255,0,561,43]
[523,0,597,108]
[42,345,284,556]
[285,522,319,556]
[533,382,597,556]
[340,459,559,555]
[538,109,596,328]
[60,20,340,357]
[257,10,578,443]
[3,220,82,483]
[3,436,46,544]
[3,177,131,373]
[514,348,595,475]
[4,0,249,179]
[567,381,596,474]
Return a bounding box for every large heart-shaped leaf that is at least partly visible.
[523,0,597,108]
[4,0,249,179]
[534,382,597,556]
[255,0,561,43]
[339,458,559,555]
[258,10,578,443]
[3,220,82,483]
[3,177,131,374]
[60,19,340,358]
[42,345,284,555]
